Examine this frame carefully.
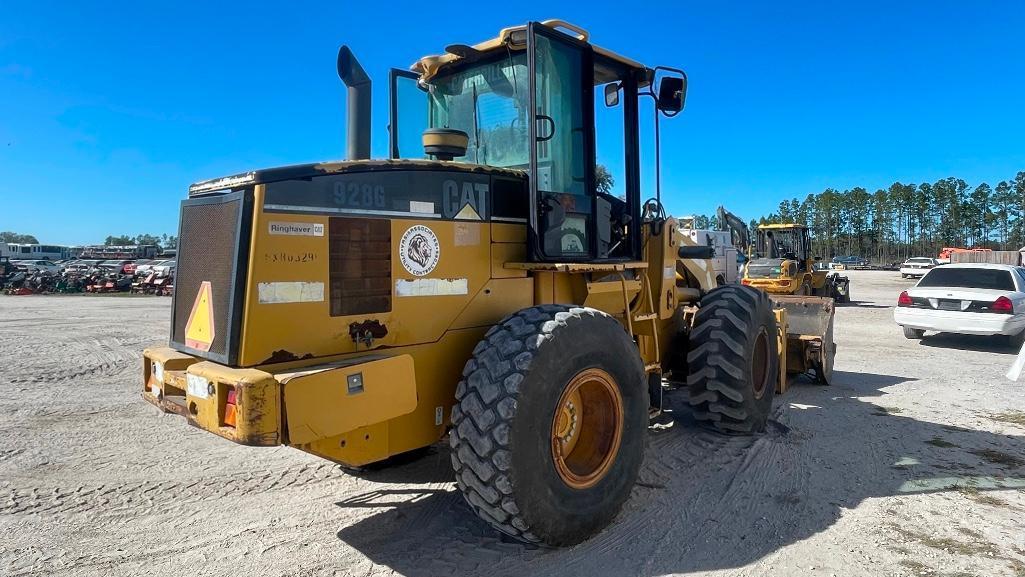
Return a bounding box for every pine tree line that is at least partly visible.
[742,172,1025,264]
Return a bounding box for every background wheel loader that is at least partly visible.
[742,223,850,301]
[142,20,837,547]
[740,223,844,386]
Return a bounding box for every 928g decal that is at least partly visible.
[332,181,386,209]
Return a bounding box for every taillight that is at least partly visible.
[897,291,913,307]
[224,387,238,427]
[992,296,1014,314]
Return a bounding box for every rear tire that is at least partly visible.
[1006,329,1025,348]
[903,326,924,339]
[449,305,647,546]
[687,285,778,434]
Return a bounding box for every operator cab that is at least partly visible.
[756,225,810,262]
[389,20,686,263]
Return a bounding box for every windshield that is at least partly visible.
[918,268,1015,291]
[747,259,784,278]
[757,229,801,259]
[427,54,529,168]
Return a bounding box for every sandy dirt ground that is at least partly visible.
[2,271,1025,577]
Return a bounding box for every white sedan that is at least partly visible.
[894,263,1025,345]
[900,257,939,278]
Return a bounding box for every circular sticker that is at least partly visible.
[399,225,440,276]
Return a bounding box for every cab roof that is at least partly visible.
[412,19,651,86]
[188,158,525,196]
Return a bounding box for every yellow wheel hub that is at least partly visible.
[551,368,624,489]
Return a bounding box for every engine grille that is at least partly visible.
[329,217,391,316]
[170,191,252,364]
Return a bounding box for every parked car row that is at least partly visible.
[10,257,178,277]
[1,256,176,295]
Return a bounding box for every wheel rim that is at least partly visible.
[751,328,770,399]
[551,368,624,489]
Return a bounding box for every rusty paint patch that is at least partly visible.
[261,349,316,365]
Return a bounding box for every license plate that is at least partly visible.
[937,300,961,311]
[187,374,210,399]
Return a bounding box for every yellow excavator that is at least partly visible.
[141,20,838,547]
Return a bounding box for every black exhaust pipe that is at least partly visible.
[337,45,371,160]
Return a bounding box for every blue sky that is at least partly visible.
[1,1,1023,245]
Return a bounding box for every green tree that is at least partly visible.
[134,234,162,247]
[914,183,933,256]
[105,235,135,245]
[870,189,891,262]
[968,183,992,247]
[692,214,711,229]
[0,232,40,243]
[1013,171,1025,248]
[992,181,1014,248]
[595,165,615,195]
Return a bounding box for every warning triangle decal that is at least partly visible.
[185,281,216,352]
[454,203,482,220]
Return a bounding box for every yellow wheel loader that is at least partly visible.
[142,20,834,546]
[740,223,845,386]
[742,223,850,300]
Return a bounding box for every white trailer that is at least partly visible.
[678,228,739,285]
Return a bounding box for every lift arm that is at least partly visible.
[716,205,751,253]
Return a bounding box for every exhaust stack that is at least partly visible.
[337,45,371,160]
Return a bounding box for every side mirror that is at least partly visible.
[656,75,686,113]
[604,82,620,107]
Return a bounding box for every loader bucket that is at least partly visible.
[769,295,836,385]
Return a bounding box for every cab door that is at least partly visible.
[527,22,596,261]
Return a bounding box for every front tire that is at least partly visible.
[449,305,647,546]
[903,326,924,339]
[687,285,778,434]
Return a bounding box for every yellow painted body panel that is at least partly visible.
[238,185,494,367]
[282,355,417,445]
[168,360,283,446]
[774,309,789,394]
[744,266,828,295]
[295,327,486,466]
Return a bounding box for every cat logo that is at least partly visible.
[443,179,488,220]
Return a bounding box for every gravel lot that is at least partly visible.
[2,271,1024,577]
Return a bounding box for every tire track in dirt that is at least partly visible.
[0,461,346,519]
[3,335,140,385]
